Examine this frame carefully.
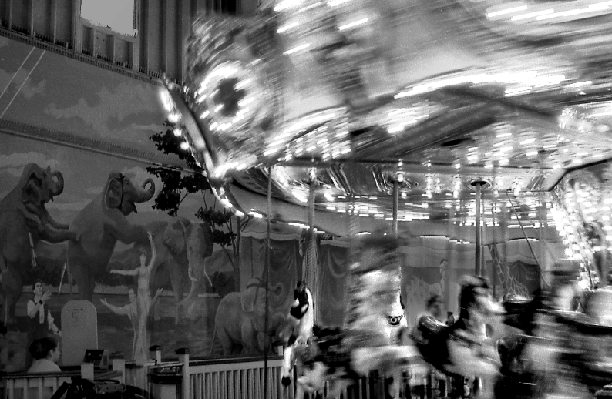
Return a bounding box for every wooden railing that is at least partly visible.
[148,352,436,399]
[2,371,79,399]
[148,352,286,399]
[2,360,125,399]
[2,353,438,399]
[189,358,284,399]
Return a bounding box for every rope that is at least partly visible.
[0,50,45,119]
[0,47,34,101]
[505,192,541,270]
[343,194,359,329]
[489,201,529,297]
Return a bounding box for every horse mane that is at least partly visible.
[457,276,489,322]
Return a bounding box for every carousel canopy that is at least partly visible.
[157,0,612,238]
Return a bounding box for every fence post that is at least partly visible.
[81,362,94,381]
[150,345,162,365]
[111,354,126,384]
[176,348,190,399]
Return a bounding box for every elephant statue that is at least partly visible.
[213,278,287,355]
[68,172,155,301]
[0,164,78,325]
[132,217,215,323]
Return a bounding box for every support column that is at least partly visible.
[50,0,57,42]
[5,0,13,29]
[161,0,168,73]
[27,0,34,36]
[71,0,82,52]
[108,35,116,63]
[176,0,184,82]
[139,0,148,71]
[177,348,190,399]
[130,39,140,70]
[89,27,96,57]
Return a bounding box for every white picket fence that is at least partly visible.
[2,371,79,399]
[2,354,436,399]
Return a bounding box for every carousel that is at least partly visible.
[157,0,612,397]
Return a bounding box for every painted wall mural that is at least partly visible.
[0,35,308,372]
[0,134,299,372]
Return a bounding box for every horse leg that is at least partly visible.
[281,345,294,385]
[325,379,350,399]
[388,369,403,399]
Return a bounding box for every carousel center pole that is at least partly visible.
[472,180,486,277]
[307,169,317,322]
[264,165,272,399]
[393,178,399,238]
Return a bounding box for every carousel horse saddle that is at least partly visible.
[411,316,449,346]
[411,316,455,371]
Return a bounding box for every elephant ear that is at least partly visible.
[200,222,214,258]
[163,218,187,256]
[241,281,265,313]
[105,173,124,209]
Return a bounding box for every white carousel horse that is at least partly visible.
[281,286,314,386]
[282,294,413,399]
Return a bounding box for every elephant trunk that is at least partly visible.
[50,171,64,197]
[136,179,156,202]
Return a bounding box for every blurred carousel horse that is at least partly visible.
[281,314,414,398]
[497,286,612,398]
[412,276,505,398]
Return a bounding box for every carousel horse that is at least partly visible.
[282,301,412,398]
[280,284,315,387]
[412,276,504,397]
[496,285,612,398]
[494,292,550,399]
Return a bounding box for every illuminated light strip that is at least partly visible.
[338,18,369,31]
[328,0,350,6]
[278,21,299,33]
[395,71,566,99]
[283,43,311,55]
[487,5,528,18]
[536,1,612,20]
[510,8,553,21]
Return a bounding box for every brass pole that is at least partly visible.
[307,178,317,322]
[263,165,272,399]
[473,181,484,276]
[392,179,399,238]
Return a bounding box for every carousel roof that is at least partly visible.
[159,0,612,230]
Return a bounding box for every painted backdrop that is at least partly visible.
[0,36,300,371]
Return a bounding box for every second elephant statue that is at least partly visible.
[214,278,287,355]
[145,217,216,323]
